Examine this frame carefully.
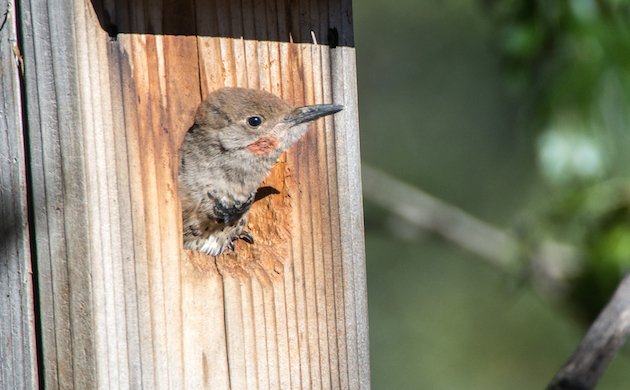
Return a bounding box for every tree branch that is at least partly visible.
[361,164,519,268]
[361,164,577,286]
[546,271,630,390]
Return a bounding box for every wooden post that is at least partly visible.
[0,1,38,388]
[13,0,369,388]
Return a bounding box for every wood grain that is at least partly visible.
[0,1,38,388]
[18,0,369,388]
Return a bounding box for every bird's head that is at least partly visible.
[193,87,343,157]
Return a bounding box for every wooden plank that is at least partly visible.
[0,0,38,388]
[21,0,369,388]
[18,0,97,387]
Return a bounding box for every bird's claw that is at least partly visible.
[224,231,253,254]
[239,230,255,244]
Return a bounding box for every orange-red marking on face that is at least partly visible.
[247,136,279,155]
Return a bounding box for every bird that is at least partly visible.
[178,87,343,256]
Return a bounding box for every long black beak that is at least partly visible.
[283,104,344,126]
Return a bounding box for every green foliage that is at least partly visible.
[484,0,630,319]
[537,180,630,319]
[484,0,630,116]
[574,203,630,319]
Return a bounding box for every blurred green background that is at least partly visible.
[354,0,630,389]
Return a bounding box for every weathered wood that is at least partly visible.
[0,0,38,388]
[19,0,369,388]
[19,0,98,387]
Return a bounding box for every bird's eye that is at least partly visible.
[247,116,263,127]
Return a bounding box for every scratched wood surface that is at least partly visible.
[0,1,38,388]
[19,0,368,388]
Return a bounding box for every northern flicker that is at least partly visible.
[178,87,343,256]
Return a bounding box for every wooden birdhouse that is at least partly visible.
[0,0,369,388]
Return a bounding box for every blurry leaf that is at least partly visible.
[537,123,607,184]
[499,21,545,60]
[570,202,630,320]
[533,180,630,321]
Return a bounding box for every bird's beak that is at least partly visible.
[282,104,344,126]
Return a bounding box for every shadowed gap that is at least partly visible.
[90,0,353,46]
